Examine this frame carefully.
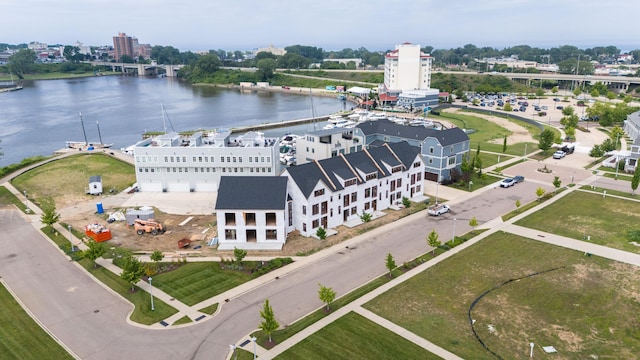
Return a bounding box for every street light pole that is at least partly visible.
[615,133,620,179]
[229,345,237,360]
[23,190,29,213]
[149,277,155,311]
[251,336,257,360]
[68,225,74,252]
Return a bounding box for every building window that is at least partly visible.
[344,178,357,187]
[302,205,306,215]
[312,219,319,228]
[397,178,402,187]
[365,173,377,181]
[351,192,357,202]
[392,166,402,173]
[227,156,231,163]
[225,229,237,240]
[221,156,225,162]
[344,195,350,207]
[225,213,236,225]
[321,201,328,215]
[303,223,307,232]
[233,157,236,162]
[429,147,434,154]
[312,204,319,215]
[413,161,421,168]
[314,189,325,197]
[448,156,456,166]
[249,157,252,162]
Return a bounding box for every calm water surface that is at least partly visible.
[0,76,348,167]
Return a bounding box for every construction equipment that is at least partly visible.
[134,219,165,235]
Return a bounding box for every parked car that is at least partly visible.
[513,175,525,183]
[556,106,564,110]
[499,178,517,188]
[428,204,450,216]
[553,150,566,159]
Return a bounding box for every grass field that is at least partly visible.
[364,232,640,359]
[0,283,73,360]
[0,185,28,212]
[10,153,135,207]
[151,262,253,306]
[515,190,640,252]
[275,312,438,360]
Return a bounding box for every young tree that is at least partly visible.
[360,212,372,222]
[83,240,105,268]
[553,176,562,189]
[39,197,60,232]
[551,86,558,96]
[502,135,508,153]
[538,128,555,155]
[150,250,164,263]
[316,226,327,240]
[632,170,640,195]
[515,199,521,212]
[120,255,145,292]
[259,299,279,343]
[318,283,336,311]
[475,156,483,176]
[401,196,411,208]
[503,102,512,112]
[469,216,478,230]
[234,247,247,265]
[536,187,546,201]
[427,229,441,255]
[385,253,396,277]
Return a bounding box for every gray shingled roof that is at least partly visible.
[215,176,288,210]
[357,119,469,146]
[286,141,419,198]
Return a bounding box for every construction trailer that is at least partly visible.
[88,175,103,195]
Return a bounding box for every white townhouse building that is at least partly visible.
[283,141,425,237]
[215,176,290,250]
[132,130,280,192]
[296,127,366,165]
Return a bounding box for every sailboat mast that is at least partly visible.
[96,120,103,145]
[309,88,316,131]
[79,112,88,145]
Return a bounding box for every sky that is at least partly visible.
[2,0,639,52]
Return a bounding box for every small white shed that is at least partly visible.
[88,175,103,195]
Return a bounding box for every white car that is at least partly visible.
[499,178,516,188]
[553,151,566,159]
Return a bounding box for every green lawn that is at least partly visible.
[275,312,439,360]
[77,259,178,324]
[364,232,640,359]
[0,283,73,360]
[0,185,29,212]
[515,190,640,252]
[151,262,253,306]
[11,153,135,207]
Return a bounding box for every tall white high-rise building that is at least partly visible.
[384,42,433,92]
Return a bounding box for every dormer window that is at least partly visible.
[344,178,357,187]
[365,173,377,181]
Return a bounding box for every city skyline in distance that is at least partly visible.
[2,0,639,52]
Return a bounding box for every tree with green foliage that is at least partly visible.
[39,198,61,232]
[194,54,221,73]
[256,58,277,81]
[234,247,247,265]
[402,196,411,208]
[536,187,546,201]
[502,136,508,153]
[8,49,37,78]
[536,88,544,98]
[553,176,562,189]
[538,128,555,154]
[551,86,558,96]
[503,102,512,112]
[475,156,483,176]
[359,212,372,223]
[632,170,640,195]
[385,253,396,277]
[515,199,521,212]
[610,126,625,148]
[590,89,600,99]
[316,226,327,240]
[606,91,616,102]
[427,229,440,255]
[318,283,336,311]
[469,216,478,230]
[150,250,164,263]
[120,255,145,291]
[83,240,105,268]
[573,87,582,97]
[590,144,605,158]
[259,299,279,342]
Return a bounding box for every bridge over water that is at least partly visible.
[88,61,184,77]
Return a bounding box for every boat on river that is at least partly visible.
[65,112,113,150]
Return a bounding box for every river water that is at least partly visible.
[0,76,348,167]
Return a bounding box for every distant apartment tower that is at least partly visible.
[384,42,433,92]
[113,32,134,61]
